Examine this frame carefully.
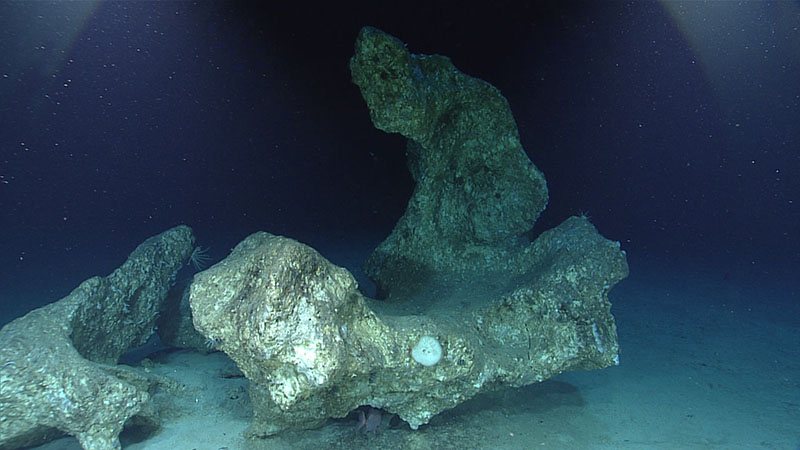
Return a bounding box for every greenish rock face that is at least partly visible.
[350,26,549,297]
[188,218,628,437]
[185,27,628,440]
[0,226,195,450]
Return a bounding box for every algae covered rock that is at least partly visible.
[189,219,627,436]
[0,225,194,449]
[189,232,399,436]
[69,226,195,364]
[190,221,623,435]
[187,26,628,439]
[350,26,549,297]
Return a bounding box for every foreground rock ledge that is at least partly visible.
[0,226,194,450]
[189,217,627,437]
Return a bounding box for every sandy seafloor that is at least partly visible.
[21,241,800,450]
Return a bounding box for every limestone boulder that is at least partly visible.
[350,26,549,297]
[188,27,629,439]
[189,219,627,436]
[0,225,194,449]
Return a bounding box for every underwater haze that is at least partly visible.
[1,1,798,449]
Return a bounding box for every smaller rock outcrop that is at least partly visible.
[0,225,194,449]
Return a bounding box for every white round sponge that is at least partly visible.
[411,335,442,366]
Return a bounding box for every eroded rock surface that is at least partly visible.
[0,225,194,449]
[189,219,627,436]
[350,26,549,297]
[188,27,629,439]
[157,281,211,353]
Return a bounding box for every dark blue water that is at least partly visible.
[1,2,798,447]
[2,2,797,314]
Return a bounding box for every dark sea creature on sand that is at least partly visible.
[356,406,383,435]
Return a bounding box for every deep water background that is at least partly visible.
[1,1,798,320]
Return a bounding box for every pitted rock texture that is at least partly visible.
[350,26,549,297]
[0,225,194,450]
[189,220,627,437]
